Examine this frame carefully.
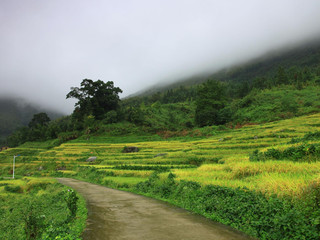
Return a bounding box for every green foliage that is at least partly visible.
[112,165,170,172]
[7,127,31,147]
[83,114,95,129]
[64,189,79,220]
[28,112,51,129]
[74,166,106,184]
[185,156,206,166]
[276,66,289,85]
[4,184,22,193]
[0,181,86,240]
[6,76,320,147]
[250,143,320,162]
[134,172,177,198]
[122,85,197,107]
[7,116,74,148]
[195,80,228,127]
[124,102,196,132]
[0,97,63,144]
[97,122,144,136]
[249,150,262,162]
[103,110,119,124]
[58,131,80,143]
[304,131,320,140]
[124,106,145,125]
[300,179,320,233]
[290,131,320,143]
[134,174,319,240]
[231,85,320,123]
[66,79,122,120]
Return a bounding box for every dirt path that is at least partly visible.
[57,178,253,240]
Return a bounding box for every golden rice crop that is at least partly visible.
[1,112,320,198]
[256,172,316,197]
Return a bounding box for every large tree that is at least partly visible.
[28,112,51,128]
[66,79,122,120]
[195,80,228,127]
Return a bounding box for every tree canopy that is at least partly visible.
[195,80,228,127]
[28,112,51,128]
[66,79,122,120]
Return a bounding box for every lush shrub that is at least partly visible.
[0,182,86,240]
[64,189,79,220]
[5,185,22,193]
[250,143,320,162]
[26,181,50,192]
[113,165,170,172]
[290,131,320,143]
[185,156,206,166]
[103,110,119,124]
[231,86,320,124]
[134,173,319,240]
[303,131,320,141]
[58,131,80,142]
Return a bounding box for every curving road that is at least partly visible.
[57,178,254,240]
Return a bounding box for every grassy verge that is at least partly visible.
[134,173,319,240]
[0,177,87,240]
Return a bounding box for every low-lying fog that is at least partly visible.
[1,0,320,114]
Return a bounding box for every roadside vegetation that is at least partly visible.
[0,177,86,239]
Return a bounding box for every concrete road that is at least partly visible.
[57,178,254,240]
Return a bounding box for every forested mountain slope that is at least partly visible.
[128,40,320,99]
[0,97,63,144]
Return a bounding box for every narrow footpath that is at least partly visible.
[57,178,254,240]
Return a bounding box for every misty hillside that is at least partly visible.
[4,40,320,148]
[130,40,320,98]
[0,97,63,143]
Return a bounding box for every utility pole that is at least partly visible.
[12,155,20,179]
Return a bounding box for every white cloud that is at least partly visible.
[0,0,320,113]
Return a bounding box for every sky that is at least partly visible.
[1,0,320,114]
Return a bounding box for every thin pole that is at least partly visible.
[13,155,16,179]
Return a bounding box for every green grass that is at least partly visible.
[103,176,148,186]
[231,85,320,123]
[1,112,320,197]
[1,112,320,239]
[0,177,87,239]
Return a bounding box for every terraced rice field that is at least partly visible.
[1,113,320,198]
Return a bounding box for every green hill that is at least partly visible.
[127,39,320,99]
[0,97,63,145]
[1,40,320,240]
